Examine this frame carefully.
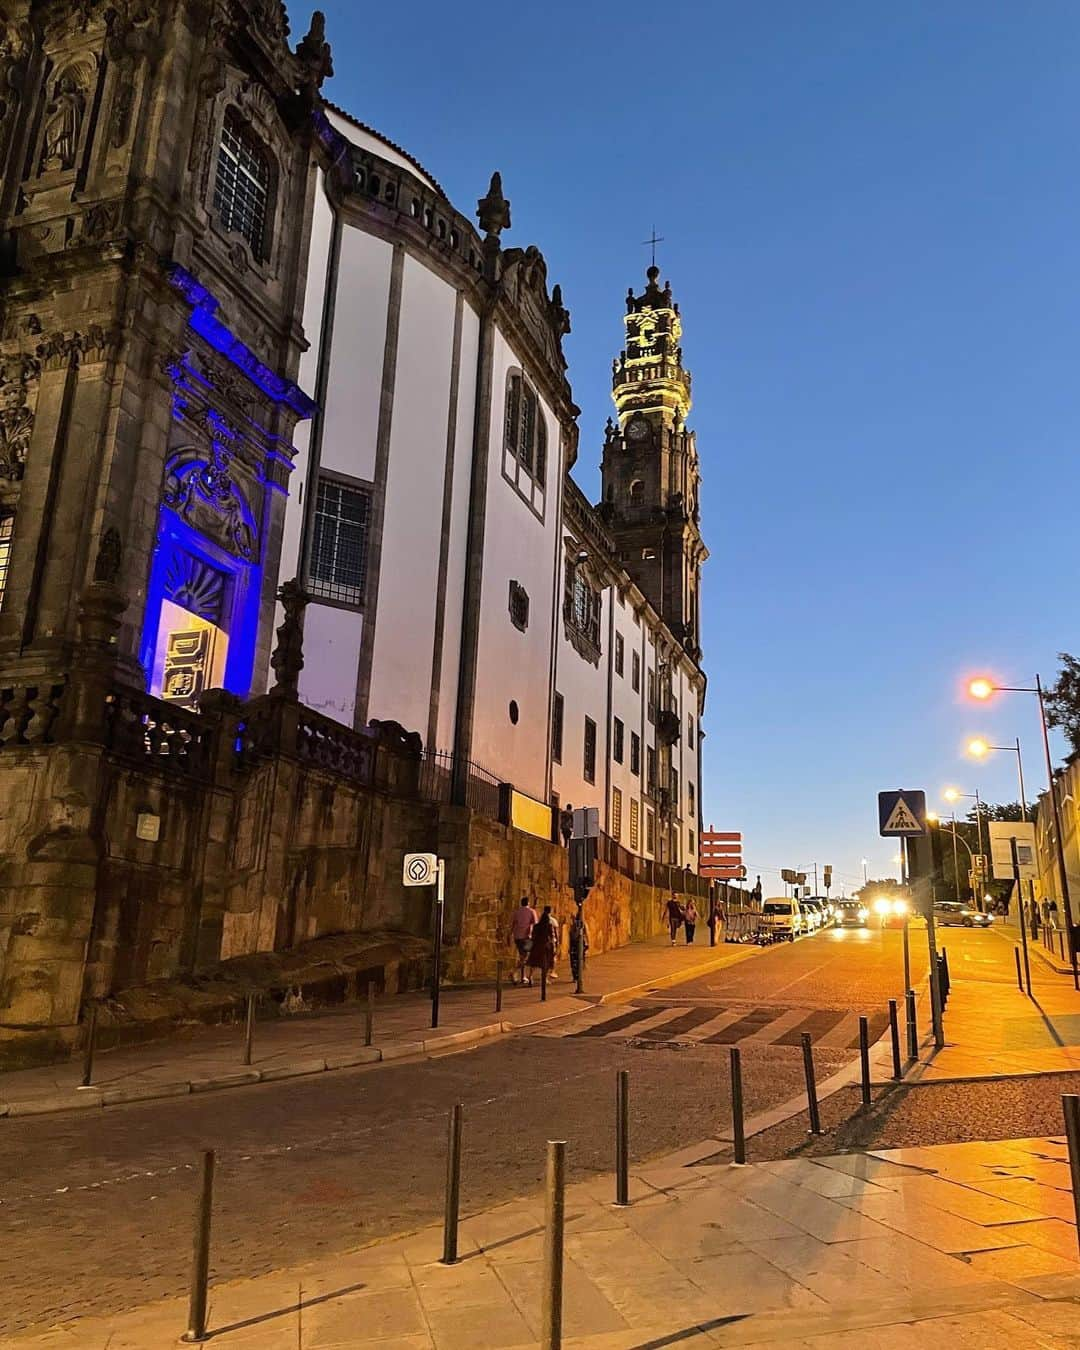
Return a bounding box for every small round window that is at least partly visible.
[509,700,519,725]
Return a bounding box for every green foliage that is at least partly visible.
[1044,653,1080,756]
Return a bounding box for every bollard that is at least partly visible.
[730,1047,747,1163]
[365,982,375,1048]
[858,1016,871,1111]
[542,1140,567,1350]
[1063,1095,1080,1256]
[1060,929,1067,962]
[442,1103,463,1264]
[242,992,256,1067]
[495,961,503,1014]
[905,989,917,1064]
[181,1149,215,1343]
[801,1032,823,1136]
[888,999,902,1080]
[941,947,950,1003]
[80,1002,99,1090]
[541,965,548,1003]
[615,1069,630,1205]
[1014,946,1024,991]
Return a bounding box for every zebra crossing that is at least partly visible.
[552,1000,888,1050]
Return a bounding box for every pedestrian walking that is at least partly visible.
[560,803,574,848]
[684,898,698,944]
[510,895,539,986]
[569,908,589,984]
[665,892,685,946]
[528,906,559,980]
[707,892,723,945]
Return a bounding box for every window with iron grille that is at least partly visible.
[629,797,640,852]
[611,786,622,841]
[508,579,529,632]
[613,716,624,764]
[630,731,641,776]
[213,112,271,258]
[0,513,12,611]
[583,716,596,784]
[552,691,564,764]
[309,477,370,606]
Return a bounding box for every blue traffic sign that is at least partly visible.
[878,790,927,837]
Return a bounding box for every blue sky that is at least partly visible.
[297,1,1080,894]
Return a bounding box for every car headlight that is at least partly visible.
[892,899,908,916]
[858,907,869,920]
[872,897,891,915]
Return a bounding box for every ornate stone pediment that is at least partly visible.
[501,244,571,380]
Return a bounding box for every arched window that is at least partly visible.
[0,513,13,611]
[630,479,644,505]
[213,111,271,259]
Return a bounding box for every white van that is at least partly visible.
[761,898,804,941]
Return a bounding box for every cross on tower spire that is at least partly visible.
[641,227,664,269]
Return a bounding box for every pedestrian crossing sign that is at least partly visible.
[878,789,927,837]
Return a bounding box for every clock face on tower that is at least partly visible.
[627,419,649,443]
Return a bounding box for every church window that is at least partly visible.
[630,480,644,505]
[552,692,564,763]
[613,716,624,764]
[632,650,641,692]
[614,632,624,677]
[0,513,12,611]
[508,580,529,632]
[611,786,622,841]
[629,797,640,852]
[214,111,271,259]
[570,571,600,649]
[583,716,597,784]
[309,476,371,606]
[503,372,547,507]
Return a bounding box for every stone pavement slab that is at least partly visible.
[0,934,759,1120]
[9,1131,1077,1348]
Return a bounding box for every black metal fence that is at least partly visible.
[418,750,503,819]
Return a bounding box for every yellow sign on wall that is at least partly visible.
[510,789,552,842]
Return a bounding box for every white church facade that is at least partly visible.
[281,104,708,869]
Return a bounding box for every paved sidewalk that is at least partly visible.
[12,1132,1079,1347]
[904,934,1080,1084]
[0,935,760,1119]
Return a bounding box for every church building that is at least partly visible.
[283,108,709,868]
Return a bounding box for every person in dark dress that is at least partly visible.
[528,906,558,976]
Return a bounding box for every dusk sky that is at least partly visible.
[298,1,1080,895]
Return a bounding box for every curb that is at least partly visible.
[0,946,757,1120]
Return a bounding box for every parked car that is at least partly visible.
[761,898,804,941]
[836,899,869,928]
[801,898,827,932]
[933,900,992,929]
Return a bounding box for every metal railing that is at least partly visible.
[418,749,503,819]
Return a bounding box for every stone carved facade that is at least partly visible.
[0,1,333,1066]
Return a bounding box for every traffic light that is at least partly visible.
[823,865,832,891]
[569,836,596,904]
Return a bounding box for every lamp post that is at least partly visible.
[930,811,980,905]
[968,676,1078,988]
[968,736,1033,934]
[944,786,987,865]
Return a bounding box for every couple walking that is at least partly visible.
[510,896,560,986]
[665,893,699,945]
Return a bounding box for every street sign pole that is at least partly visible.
[901,838,911,996]
[431,859,445,1029]
[1012,836,1032,998]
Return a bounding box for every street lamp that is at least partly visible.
[930,809,977,903]
[967,674,1078,987]
[942,786,988,886]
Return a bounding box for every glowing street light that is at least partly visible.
[967,738,989,759]
[969,678,994,701]
[943,787,960,803]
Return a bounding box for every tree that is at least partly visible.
[1043,653,1080,756]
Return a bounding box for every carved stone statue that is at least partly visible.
[476,171,511,238]
[40,70,84,173]
[270,577,308,696]
[295,10,333,88]
[0,380,33,480]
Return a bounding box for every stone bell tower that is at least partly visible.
[0,0,333,1066]
[599,265,706,662]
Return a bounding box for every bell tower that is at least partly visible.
[599,266,706,660]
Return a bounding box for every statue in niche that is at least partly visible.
[0,380,33,479]
[270,577,308,696]
[40,70,85,173]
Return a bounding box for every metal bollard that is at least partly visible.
[495,961,503,1014]
[1063,1095,1080,1257]
[1060,929,1067,962]
[181,1149,215,1343]
[941,947,950,1003]
[80,1002,99,1089]
[242,992,256,1067]
[365,982,375,1048]
[858,1017,871,1111]
[615,1069,630,1205]
[540,965,548,1003]
[731,1047,747,1164]
[905,989,917,1063]
[1014,947,1024,991]
[542,1140,567,1350]
[442,1103,463,1264]
[888,999,902,1080]
[801,1032,823,1136]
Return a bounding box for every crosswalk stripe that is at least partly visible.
[564,1002,890,1050]
[774,1009,849,1046]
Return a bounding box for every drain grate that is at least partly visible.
[626,1038,696,1051]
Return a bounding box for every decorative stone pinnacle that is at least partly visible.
[477,171,511,238]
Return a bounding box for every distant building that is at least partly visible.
[283,108,708,866]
